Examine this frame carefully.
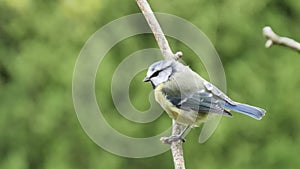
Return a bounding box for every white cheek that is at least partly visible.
[151,75,168,86]
[151,77,161,86]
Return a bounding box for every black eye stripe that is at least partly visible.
[150,70,161,78]
[150,65,172,78]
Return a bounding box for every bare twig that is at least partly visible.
[135,0,185,169]
[263,26,300,52]
[136,0,182,60]
[166,120,186,168]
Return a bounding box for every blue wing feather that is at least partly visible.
[165,89,232,117]
[162,83,265,120]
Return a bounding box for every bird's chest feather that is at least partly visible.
[154,84,179,120]
[154,83,202,125]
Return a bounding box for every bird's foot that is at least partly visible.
[160,135,186,144]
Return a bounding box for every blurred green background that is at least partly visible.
[1,0,300,169]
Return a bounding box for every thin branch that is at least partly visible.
[135,0,185,169]
[136,0,182,60]
[262,26,300,52]
[160,121,185,168]
[170,120,185,169]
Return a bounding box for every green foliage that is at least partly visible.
[1,0,300,169]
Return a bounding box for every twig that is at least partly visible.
[136,0,182,60]
[165,120,186,168]
[135,0,185,169]
[262,26,300,52]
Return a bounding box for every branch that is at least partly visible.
[169,120,186,169]
[135,0,185,169]
[136,0,182,60]
[262,26,300,52]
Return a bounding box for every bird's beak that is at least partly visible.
[143,76,150,82]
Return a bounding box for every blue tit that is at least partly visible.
[143,60,266,142]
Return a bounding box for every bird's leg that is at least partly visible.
[161,125,191,144]
[177,125,190,141]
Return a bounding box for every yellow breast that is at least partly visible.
[154,84,179,120]
[154,84,207,126]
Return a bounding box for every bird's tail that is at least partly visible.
[224,102,266,120]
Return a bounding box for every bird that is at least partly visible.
[143,59,266,143]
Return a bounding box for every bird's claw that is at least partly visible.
[160,135,186,144]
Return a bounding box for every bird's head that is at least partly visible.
[143,60,177,88]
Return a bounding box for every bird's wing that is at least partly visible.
[162,87,232,117]
[177,89,232,116]
[203,81,237,105]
